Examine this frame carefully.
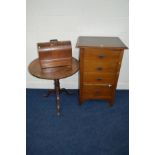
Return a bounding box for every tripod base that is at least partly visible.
[43,79,73,115]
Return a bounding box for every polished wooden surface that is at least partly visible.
[76,36,128,49]
[28,57,79,80]
[77,36,128,105]
[38,40,72,68]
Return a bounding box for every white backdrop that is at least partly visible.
[26,0,129,89]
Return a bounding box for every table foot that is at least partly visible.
[60,88,73,95]
[44,88,74,97]
[43,89,55,97]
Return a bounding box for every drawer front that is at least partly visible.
[84,48,121,61]
[83,60,118,73]
[82,84,113,99]
[83,72,115,84]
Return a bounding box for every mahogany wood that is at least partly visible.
[29,58,79,80]
[38,40,72,68]
[54,79,61,115]
[76,36,128,49]
[76,36,128,105]
[28,57,79,115]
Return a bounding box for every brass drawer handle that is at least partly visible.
[96,67,103,71]
[96,78,103,81]
[98,54,106,58]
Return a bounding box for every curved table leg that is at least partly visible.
[60,88,73,95]
[54,79,61,115]
[44,88,73,96]
[43,89,55,97]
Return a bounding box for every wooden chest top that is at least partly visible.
[76,36,128,49]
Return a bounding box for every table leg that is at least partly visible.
[54,79,61,115]
[43,89,55,97]
[43,87,74,97]
[60,88,73,95]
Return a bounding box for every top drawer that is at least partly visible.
[83,48,121,61]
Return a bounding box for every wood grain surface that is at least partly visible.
[28,57,79,80]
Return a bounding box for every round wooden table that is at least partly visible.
[28,57,79,115]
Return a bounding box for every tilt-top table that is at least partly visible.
[28,57,79,115]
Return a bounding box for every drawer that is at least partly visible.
[84,48,121,61]
[82,84,113,99]
[83,72,115,84]
[83,60,118,73]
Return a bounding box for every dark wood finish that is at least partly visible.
[38,40,72,68]
[28,57,79,115]
[54,79,61,115]
[43,89,55,97]
[28,58,79,80]
[76,36,128,105]
[44,88,74,97]
[76,36,128,49]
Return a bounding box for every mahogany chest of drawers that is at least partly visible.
[76,36,128,105]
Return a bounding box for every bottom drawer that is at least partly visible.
[81,84,113,99]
